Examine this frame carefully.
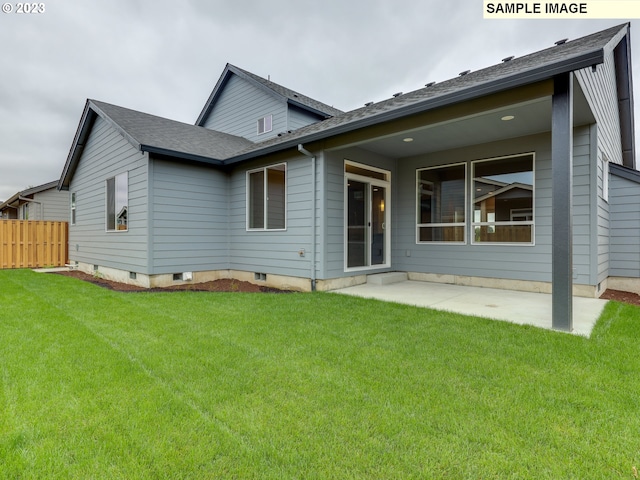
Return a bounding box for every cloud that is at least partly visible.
[0,0,637,202]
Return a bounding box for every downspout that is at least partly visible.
[298,144,316,291]
[18,196,43,220]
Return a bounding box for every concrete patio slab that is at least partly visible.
[332,280,608,336]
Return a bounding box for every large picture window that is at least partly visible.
[247,163,286,230]
[472,154,534,244]
[106,172,128,232]
[417,163,466,243]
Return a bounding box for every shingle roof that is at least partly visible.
[231,65,344,117]
[611,163,640,183]
[1,180,59,209]
[60,23,632,189]
[226,23,628,163]
[195,63,343,126]
[90,100,253,162]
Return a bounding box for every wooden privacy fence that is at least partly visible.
[0,220,69,269]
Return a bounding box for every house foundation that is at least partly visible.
[73,261,619,298]
[73,262,313,292]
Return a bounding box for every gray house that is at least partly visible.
[58,24,638,329]
[0,180,70,221]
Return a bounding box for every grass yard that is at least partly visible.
[1,269,639,479]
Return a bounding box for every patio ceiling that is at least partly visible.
[354,80,594,159]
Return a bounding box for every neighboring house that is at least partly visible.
[58,24,638,330]
[0,180,70,221]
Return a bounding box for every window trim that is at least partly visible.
[471,152,535,246]
[246,162,287,232]
[601,155,609,203]
[257,114,273,135]
[105,171,128,233]
[416,162,467,245]
[70,192,76,225]
[343,159,392,272]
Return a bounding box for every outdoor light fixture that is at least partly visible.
[403,137,414,142]
[501,115,515,121]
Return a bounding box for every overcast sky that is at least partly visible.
[0,0,637,201]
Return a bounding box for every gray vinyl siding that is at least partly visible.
[323,147,396,280]
[288,105,324,131]
[68,115,149,273]
[149,158,230,274]
[324,156,343,279]
[34,188,70,221]
[227,153,314,278]
[392,134,551,282]
[201,74,286,142]
[609,173,640,277]
[305,131,594,286]
[596,146,610,283]
[576,48,625,283]
[575,50,623,166]
[572,125,598,286]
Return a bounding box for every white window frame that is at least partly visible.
[105,172,128,233]
[71,192,76,225]
[471,153,535,246]
[246,162,287,231]
[257,114,273,135]
[601,155,609,203]
[416,162,467,245]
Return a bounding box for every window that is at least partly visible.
[106,172,128,232]
[247,163,286,230]
[21,203,29,220]
[70,192,76,225]
[417,163,466,243]
[601,155,609,202]
[472,154,534,244]
[257,115,273,135]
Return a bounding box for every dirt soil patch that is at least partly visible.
[55,271,640,305]
[55,270,292,293]
[599,289,640,306]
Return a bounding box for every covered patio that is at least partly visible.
[323,67,604,333]
[332,274,608,336]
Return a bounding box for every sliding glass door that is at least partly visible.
[345,161,390,270]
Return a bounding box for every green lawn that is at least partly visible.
[1,269,639,479]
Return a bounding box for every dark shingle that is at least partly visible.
[72,24,630,173]
[232,65,344,118]
[90,100,253,162]
[226,23,628,163]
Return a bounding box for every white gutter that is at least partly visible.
[297,144,316,291]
